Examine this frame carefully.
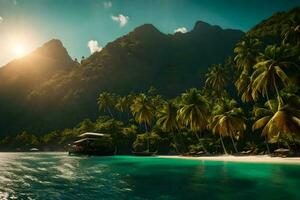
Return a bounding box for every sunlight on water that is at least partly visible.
[0,153,299,200]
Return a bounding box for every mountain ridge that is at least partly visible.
[0,20,245,135]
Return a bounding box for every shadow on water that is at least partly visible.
[0,153,299,200]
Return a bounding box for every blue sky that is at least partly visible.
[0,0,299,66]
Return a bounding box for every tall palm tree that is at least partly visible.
[253,95,300,149]
[156,101,180,153]
[130,93,155,151]
[205,64,229,94]
[177,88,210,152]
[97,91,116,117]
[210,98,246,154]
[251,44,297,106]
[234,37,261,102]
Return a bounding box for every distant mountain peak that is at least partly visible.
[1,38,75,74]
[40,39,64,49]
[130,24,163,38]
[133,24,160,32]
[192,21,221,31]
[32,39,73,62]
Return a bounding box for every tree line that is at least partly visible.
[0,17,299,154]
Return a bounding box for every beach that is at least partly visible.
[159,155,300,164]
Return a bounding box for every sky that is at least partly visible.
[0,0,299,66]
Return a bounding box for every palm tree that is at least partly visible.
[235,71,254,102]
[156,101,180,153]
[251,44,297,106]
[177,88,210,152]
[205,64,229,94]
[130,93,155,151]
[234,37,262,72]
[116,96,128,113]
[210,98,246,154]
[252,95,300,150]
[115,96,131,119]
[281,17,300,44]
[97,91,116,117]
[234,37,261,102]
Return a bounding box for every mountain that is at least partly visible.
[0,21,244,136]
[246,6,300,43]
[0,39,75,95]
[74,21,243,94]
[0,39,76,135]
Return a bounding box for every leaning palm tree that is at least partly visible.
[177,88,210,152]
[209,98,246,154]
[253,95,300,150]
[234,37,261,102]
[251,44,297,106]
[130,93,155,151]
[97,91,116,117]
[156,101,180,153]
[205,64,230,95]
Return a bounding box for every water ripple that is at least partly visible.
[0,153,300,200]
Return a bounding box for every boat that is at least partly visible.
[273,148,290,157]
[29,148,40,152]
[68,132,116,156]
[132,151,157,156]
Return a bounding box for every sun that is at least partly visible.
[12,43,27,57]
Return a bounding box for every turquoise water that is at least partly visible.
[0,153,299,200]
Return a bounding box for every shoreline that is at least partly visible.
[1,152,300,164]
[158,155,300,164]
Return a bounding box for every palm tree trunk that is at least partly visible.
[194,132,207,153]
[265,135,270,154]
[144,122,150,152]
[229,133,238,153]
[273,76,282,109]
[226,122,238,153]
[219,133,228,154]
[178,131,188,153]
[171,128,179,154]
[277,132,281,149]
[107,107,114,118]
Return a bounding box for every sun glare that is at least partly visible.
[12,43,27,57]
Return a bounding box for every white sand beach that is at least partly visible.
[159,155,300,164]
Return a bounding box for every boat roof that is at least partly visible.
[79,132,110,138]
[274,148,290,152]
[74,138,100,144]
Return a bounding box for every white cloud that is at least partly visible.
[111,14,129,27]
[88,40,102,54]
[174,27,188,34]
[0,17,3,24]
[103,1,112,8]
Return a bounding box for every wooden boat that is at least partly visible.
[68,132,116,156]
[132,151,157,156]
